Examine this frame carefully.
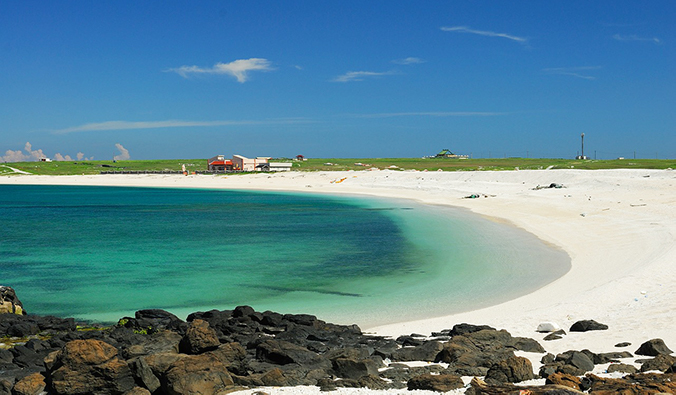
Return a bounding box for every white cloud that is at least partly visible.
[543,66,601,80]
[392,57,426,65]
[54,153,73,161]
[114,143,130,161]
[354,111,508,118]
[52,118,313,134]
[332,70,398,83]
[166,58,274,82]
[441,26,527,43]
[613,34,660,44]
[77,152,84,161]
[1,142,47,162]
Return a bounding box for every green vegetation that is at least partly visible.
[1,159,207,175]
[1,157,675,176]
[291,157,676,172]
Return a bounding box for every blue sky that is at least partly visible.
[1,1,673,161]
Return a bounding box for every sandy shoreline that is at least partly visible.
[2,169,676,362]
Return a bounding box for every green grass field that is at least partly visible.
[1,157,675,176]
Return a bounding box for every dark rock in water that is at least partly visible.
[569,319,608,332]
[635,338,673,356]
[407,373,464,391]
[178,319,220,355]
[0,286,25,315]
[485,356,534,383]
[640,354,676,372]
[615,341,631,347]
[607,363,638,374]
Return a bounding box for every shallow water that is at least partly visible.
[0,185,569,326]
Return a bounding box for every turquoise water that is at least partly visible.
[0,185,569,327]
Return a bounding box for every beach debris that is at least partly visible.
[569,319,608,332]
[323,162,335,166]
[635,339,674,356]
[330,177,348,184]
[533,183,565,190]
[464,193,495,199]
[537,322,562,333]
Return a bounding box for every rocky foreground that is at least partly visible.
[2,287,676,394]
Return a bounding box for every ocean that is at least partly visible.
[0,184,569,327]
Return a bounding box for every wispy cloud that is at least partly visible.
[353,111,508,118]
[166,58,274,82]
[392,57,426,65]
[613,34,661,44]
[52,119,313,134]
[441,26,527,44]
[113,143,130,161]
[542,66,601,80]
[332,70,398,82]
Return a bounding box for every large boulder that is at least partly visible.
[47,339,135,395]
[0,286,25,315]
[569,320,608,332]
[255,339,330,369]
[640,354,676,372]
[164,353,234,395]
[178,319,220,354]
[635,338,673,356]
[391,340,444,362]
[11,372,46,395]
[485,356,534,383]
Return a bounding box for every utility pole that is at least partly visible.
[581,133,585,159]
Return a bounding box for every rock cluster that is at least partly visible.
[0,307,675,394]
[0,286,25,315]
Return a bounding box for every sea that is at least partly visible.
[0,184,570,327]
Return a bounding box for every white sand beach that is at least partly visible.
[2,168,676,368]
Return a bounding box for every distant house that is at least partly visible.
[257,162,293,172]
[435,149,468,159]
[295,155,306,161]
[232,155,271,172]
[39,157,52,162]
[207,155,233,172]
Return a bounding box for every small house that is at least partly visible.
[232,155,271,172]
[207,155,233,172]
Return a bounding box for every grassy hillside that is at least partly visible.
[1,159,207,175]
[1,157,675,176]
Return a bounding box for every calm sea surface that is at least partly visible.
[0,185,569,326]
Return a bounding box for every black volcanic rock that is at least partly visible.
[569,319,608,332]
[636,338,673,356]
